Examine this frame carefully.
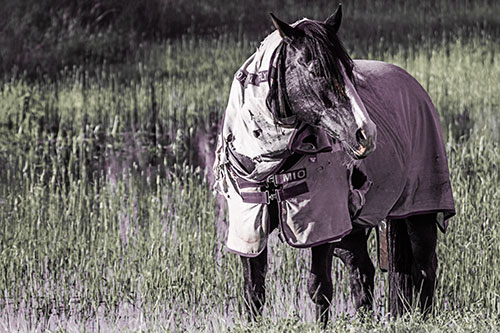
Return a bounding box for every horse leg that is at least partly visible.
[387,218,413,317]
[406,213,438,316]
[308,243,334,328]
[387,215,437,317]
[333,226,375,314]
[239,199,280,321]
[240,248,268,320]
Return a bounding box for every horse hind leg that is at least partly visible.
[240,247,268,321]
[308,243,334,328]
[333,226,375,315]
[387,214,437,317]
[387,218,413,317]
[406,213,438,316]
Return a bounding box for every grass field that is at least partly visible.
[1,2,500,332]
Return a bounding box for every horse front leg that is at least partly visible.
[240,247,268,321]
[333,226,375,315]
[308,243,334,328]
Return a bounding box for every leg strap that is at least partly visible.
[377,220,389,272]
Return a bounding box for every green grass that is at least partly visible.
[1,4,500,332]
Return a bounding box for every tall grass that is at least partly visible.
[1,3,500,332]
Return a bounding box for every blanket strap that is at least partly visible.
[234,159,309,204]
[230,151,310,204]
[239,182,309,204]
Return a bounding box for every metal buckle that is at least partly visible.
[264,190,277,204]
[266,174,276,185]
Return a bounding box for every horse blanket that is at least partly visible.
[214,29,455,257]
[352,60,455,228]
[214,29,358,256]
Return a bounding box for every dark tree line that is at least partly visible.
[1,0,499,78]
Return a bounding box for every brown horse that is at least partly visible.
[214,4,455,327]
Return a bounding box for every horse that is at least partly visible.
[213,4,455,327]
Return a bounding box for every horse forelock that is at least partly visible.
[266,19,355,126]
[296,20,355,99]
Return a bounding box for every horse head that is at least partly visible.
[270,4,376,159]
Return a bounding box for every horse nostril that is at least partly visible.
[356,128,367,144]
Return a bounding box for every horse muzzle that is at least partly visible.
[353,126,376,159]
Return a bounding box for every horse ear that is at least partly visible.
[270,13,299,44]
[324,3,342,33]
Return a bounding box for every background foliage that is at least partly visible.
[1,0,499,77]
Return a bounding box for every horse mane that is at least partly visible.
[266,19,355,126]
[267,43,294,126]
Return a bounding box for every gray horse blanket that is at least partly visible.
[214,29,354,256]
